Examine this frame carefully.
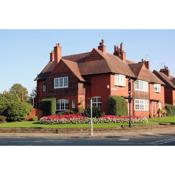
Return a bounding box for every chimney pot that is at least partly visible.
[160,66,170,77]
[98,39,106,52]
[114,42,126,62]
[50,51,55,62]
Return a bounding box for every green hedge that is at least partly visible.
[39,98,56,116]
[165,104,175,116]
[83,106,104,118]
[108,96,128,116]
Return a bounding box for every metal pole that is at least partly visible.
[90,98,93,136]
[128,79,132,128]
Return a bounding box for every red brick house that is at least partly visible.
[154,67,175,105]
[35,40,165,117]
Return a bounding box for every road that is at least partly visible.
[0,133,175,145]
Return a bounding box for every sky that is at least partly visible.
[0,29,175,94]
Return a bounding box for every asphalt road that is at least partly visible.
[0,133,175,146]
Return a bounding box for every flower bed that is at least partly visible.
[39,114,148,124]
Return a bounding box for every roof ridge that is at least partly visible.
[63,52,90,58]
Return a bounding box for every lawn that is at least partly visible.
[0,116,175,129]
[0,121,125,129]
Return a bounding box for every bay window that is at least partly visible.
[54,76,68,89]
[115,74,126,87]
[134,80,148,92]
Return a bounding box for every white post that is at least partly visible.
[90,98,93,136]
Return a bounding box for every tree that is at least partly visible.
[10,83,28,102]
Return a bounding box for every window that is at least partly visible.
[56,99,69,111]
[42,84,46,92]
[92,96,102,108]
[54,76,68,89]
[72,100,76,109]
[134,80,148,92]
[134,99,149,111]
[154,84,161,93]
[115,74,126,87]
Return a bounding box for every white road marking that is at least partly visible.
[118,138,129,141]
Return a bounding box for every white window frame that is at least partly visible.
[56,99,69,111]
[114,74,126,87]
[92,96,102,108]
[54,76,68,89]
[134,80,148,92]
[72,100,76,109]
[134,99,149,111]
[42,84,46,92]
[154,84,161,93]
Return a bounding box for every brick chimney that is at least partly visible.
[160,66,170,77]
[98,39,106,52]
[141,59,150,69]
[114,42,126,62]
[113,45,120,56]
[54,43,62,63]
[50,51,55,62]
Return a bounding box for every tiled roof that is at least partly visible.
[62,59,85,82]
[78,49,135,77]
[129,63,164,84]
[36,47,165,86]
[153,71,175,89]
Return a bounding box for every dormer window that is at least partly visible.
[115,74,126,87]
[54,76,68,89]
[154,84,161,93]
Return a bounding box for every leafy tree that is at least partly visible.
[0,91,33,122]
[10,83,28,102]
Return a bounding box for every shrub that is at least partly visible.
[165,104,175,116]
[0,115,6,123]
[57,109,77,115]
[83,106,104,118]
[39,98,56,116]
[108,96,128,116]
[5,102,33,122]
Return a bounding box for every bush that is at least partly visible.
[0,115,6,123]
[83,106,104,118]
[108,96,128,116]
[57,109,77,115]
[39,98,56,116]
[5,102,33,122]
[165,104,175,116]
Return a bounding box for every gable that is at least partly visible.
[49,60,84,82]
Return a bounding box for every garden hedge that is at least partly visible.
[108,96,128,116]
[165,104,175,116]
[40,98,56,116]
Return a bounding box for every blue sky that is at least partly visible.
[0,29,175,94]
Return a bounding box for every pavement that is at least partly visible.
[0,126,175,145]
